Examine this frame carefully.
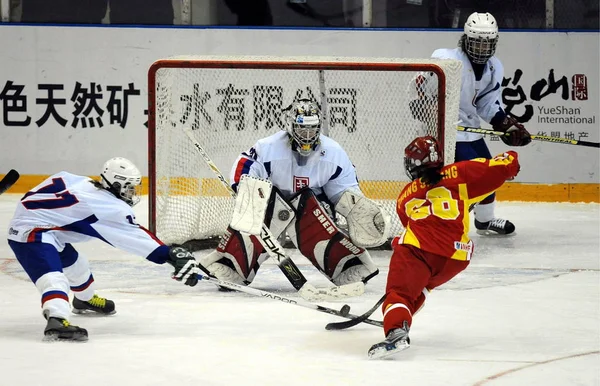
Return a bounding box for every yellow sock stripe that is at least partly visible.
[383,303,411,319]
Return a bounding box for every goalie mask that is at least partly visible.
[404,136,443,181]
[101,157,142,206]
[461,12,499,64]
[284,99,321,156]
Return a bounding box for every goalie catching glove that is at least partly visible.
[493,116,532,147]
[167,246,200,287]
[335,190,392,248]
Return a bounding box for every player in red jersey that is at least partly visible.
[368,136,520,359]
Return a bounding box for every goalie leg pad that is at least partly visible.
[200,226,268,285]
[331,249,379,286]
[201,188,295,285]
[264,186,296,240]
[335,190,391,248]
[287,189,379,285]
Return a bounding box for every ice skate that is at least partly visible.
[368,322,410,359]
[475,218,515,236]
[44,316,88,342]
[72,294,116,315]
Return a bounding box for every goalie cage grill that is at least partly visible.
[148,56,462,250]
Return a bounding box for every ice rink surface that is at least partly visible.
[0,194,598,386]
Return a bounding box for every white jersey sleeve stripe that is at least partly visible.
[27,214,104,243]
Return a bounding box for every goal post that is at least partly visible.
[148,56,462,248]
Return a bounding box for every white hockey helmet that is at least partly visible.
[100,157,142,206]
[284,99,321,156]
[462,12,499,64]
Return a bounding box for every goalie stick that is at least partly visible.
[457,126,600,148]
[183,127,365,302]
[325,294,385,330]
[0,169,20,194]
[195,271,363,321]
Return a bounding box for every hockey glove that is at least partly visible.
[167,247,199,287]
[494,116,532,147]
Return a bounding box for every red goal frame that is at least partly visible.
[147,59,448,234]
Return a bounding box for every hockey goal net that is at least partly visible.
[148,56,462,248]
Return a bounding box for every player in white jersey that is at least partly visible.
[415,12,531,235]
[7,158,200,342]
[200,99,391,288]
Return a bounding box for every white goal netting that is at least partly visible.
[149,56,462,248]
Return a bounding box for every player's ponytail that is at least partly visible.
[420,167,444,186]
[89,179,104,190]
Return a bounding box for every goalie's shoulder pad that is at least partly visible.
[335,190,392,248]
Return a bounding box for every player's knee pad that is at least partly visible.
[287,189,379,285]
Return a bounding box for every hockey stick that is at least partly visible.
[457,126,600,148]
[0,169,20,194]
[183,127,365,302]
[194,272,367,321]
[325,294,385,330]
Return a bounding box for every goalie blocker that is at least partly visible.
[201,176,388,287]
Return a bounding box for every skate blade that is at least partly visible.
[43,332,88,343]
[72,308,116,316]
[475,229,517,237]
[368,341,410,360]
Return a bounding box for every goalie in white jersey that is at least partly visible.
[414,12,532,235]
[201,99,391,288]
[7,158,200,342]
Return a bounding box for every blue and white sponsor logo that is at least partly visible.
[454,241,473,252]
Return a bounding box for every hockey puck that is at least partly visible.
[340,304,350,317]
